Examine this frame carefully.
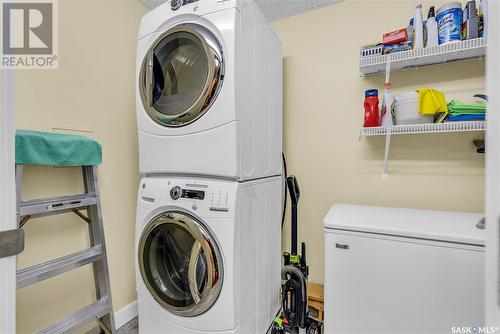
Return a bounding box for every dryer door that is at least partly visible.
[138,211,223,317]
[139,24,224,127]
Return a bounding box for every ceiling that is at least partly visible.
[138,0,342,22]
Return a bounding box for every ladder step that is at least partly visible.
[36,297,112,334]
[17,245,104,289]
[20,193,97,217]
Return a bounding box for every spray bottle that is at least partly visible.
[479,0,487,38]
[414,4,424,49]
[426,6,438,47]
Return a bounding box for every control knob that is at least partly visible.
[170,0,183,10]
[170,186,182,200]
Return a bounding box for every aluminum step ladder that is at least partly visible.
[15,164,116,334]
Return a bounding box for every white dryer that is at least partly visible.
[136,0,283,181]
[135,175,282,334]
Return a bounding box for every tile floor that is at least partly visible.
[87,317,138,334]
[117,317,138,334]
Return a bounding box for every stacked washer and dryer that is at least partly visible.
[134,1,283,333]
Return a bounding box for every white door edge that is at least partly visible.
[486,0,500,326]
[0,68,16,333]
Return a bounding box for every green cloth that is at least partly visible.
[448,100,487,116]
[16,130,102,166]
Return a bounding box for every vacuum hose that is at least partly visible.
[281,265,308,329]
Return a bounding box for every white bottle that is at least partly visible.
[414,4,424,49]
[426,6,438,47]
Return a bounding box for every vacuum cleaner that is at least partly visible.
[271,176,323,334]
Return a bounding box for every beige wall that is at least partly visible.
[273,0,486,284]
[15,1,147,332]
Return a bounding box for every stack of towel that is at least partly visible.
[447,100,486,121]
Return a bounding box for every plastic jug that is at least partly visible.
[364,89,380,127]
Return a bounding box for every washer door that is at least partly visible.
[138,211,223,317]
[139,24,224,127]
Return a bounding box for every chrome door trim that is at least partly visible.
[188,241,202,304]
[139,23,224,127]
[145,49,154,107]
[138,210,223,317]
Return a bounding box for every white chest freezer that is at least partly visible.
[323,204,485,334]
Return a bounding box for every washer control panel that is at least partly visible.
[139,179,235,215]
[168,185,230,212]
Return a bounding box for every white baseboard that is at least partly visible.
[114,300,138,329]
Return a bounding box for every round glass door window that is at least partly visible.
[139,24,224,127]
[138,211,223,317]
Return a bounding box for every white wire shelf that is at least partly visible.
[359,121,486,137]
[360,38,486,76]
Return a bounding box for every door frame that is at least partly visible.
[486,0,500,327]
[0,68,16,332]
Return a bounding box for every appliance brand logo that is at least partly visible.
[335,243,349,250]
[1,0,58,69]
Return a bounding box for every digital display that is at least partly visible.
[181,189,205,200]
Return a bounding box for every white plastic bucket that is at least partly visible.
[393,91,433,125]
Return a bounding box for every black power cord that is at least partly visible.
[281,153,288,228]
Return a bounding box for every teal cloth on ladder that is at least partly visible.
[15,130,102,166]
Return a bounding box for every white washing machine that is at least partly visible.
[135,175,282,334]
[136,0,283,180]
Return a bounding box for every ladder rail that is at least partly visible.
[83,166,117,332]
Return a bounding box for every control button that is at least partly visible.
[170,0,183,10]
[210,190,229,207]
[170,186,182,200]
[192,204,198,211]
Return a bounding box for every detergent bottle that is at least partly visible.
[364,89,380,127]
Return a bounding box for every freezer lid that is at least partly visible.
[323,204,485,246]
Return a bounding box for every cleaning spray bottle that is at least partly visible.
[414,4,424,49]
[479,0,487,38]
[426,6,438,47]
